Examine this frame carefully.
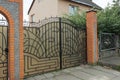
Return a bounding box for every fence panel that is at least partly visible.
[99,33,116,59]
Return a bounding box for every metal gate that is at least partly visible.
[0,26,8,80]
[99,33,116,59]
[24,17,86,77]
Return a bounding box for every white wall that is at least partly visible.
[29,0,58,22]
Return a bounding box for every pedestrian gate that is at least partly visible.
[0,26,8,80]
[24,17,86,77]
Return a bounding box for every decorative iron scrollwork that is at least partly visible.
[24,17,86,77]
[0,26,8,80]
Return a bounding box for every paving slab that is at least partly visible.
[99,56,120,66]
[24,77,34,80]
[34,75,46,80]
[41,77,57,80]
[93,66,120,76]
[52,71,66,76]
[80,67,117,79]
[44,73,55,78]
[54,74,81,80]
[24,65,120,80]
[88,75,110,80]
[70,70,94,80]
[113,76,120,80]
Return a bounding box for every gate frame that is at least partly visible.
[0,0,24,80]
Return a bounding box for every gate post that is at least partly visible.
[0,0,24,80]
[86,10,98,64]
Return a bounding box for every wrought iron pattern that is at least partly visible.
[24,18,60,77]
[24,17,86,77]
[99,33,116,50]
[60,18,86,68]
[0,19,8,26]
[0,26,8,80]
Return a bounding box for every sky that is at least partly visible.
[23,0,33,21]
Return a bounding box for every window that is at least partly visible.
[31,14,35,22]
[69,5,78,14]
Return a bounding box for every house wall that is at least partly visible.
[29,0,92,22]
[57,0,91,16]
[29,0,58,22]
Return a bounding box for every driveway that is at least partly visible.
[24,65,120,80]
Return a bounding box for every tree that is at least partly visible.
[98,0,120,34]
[63,12,86,29]
[64,0,120,34]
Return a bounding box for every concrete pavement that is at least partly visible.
[24,65,120,80]
[99,56,120,66]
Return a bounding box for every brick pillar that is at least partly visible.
[86,10,98,64]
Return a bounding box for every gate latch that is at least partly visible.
[5,48,8,53]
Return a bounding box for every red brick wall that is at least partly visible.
[10,0,24,79]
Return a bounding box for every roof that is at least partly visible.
[28,0,102,14]
[28,0,35,14]
[71,0,102,10]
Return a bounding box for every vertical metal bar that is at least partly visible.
[63,21,65,68]
[51,21,52,57]
[2,26,3,56]
[57,22,59,57]
[64,23,66,55]
[63,23,69,68]
[54,21,55,57]
[2,26,3,78]
[63,23,69,55]
[99,32,102,58]
[7,26,8,79]
[85,29,87,63]
[99,33,101,51]
[59,18,62,69]
[47,23,49,58]
[62,23,64,56]
[45,24,47,58]
[41,26,44,57]
[70,25,71,56]
[71,25,73,55]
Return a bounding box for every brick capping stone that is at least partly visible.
[86,9,97,13]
